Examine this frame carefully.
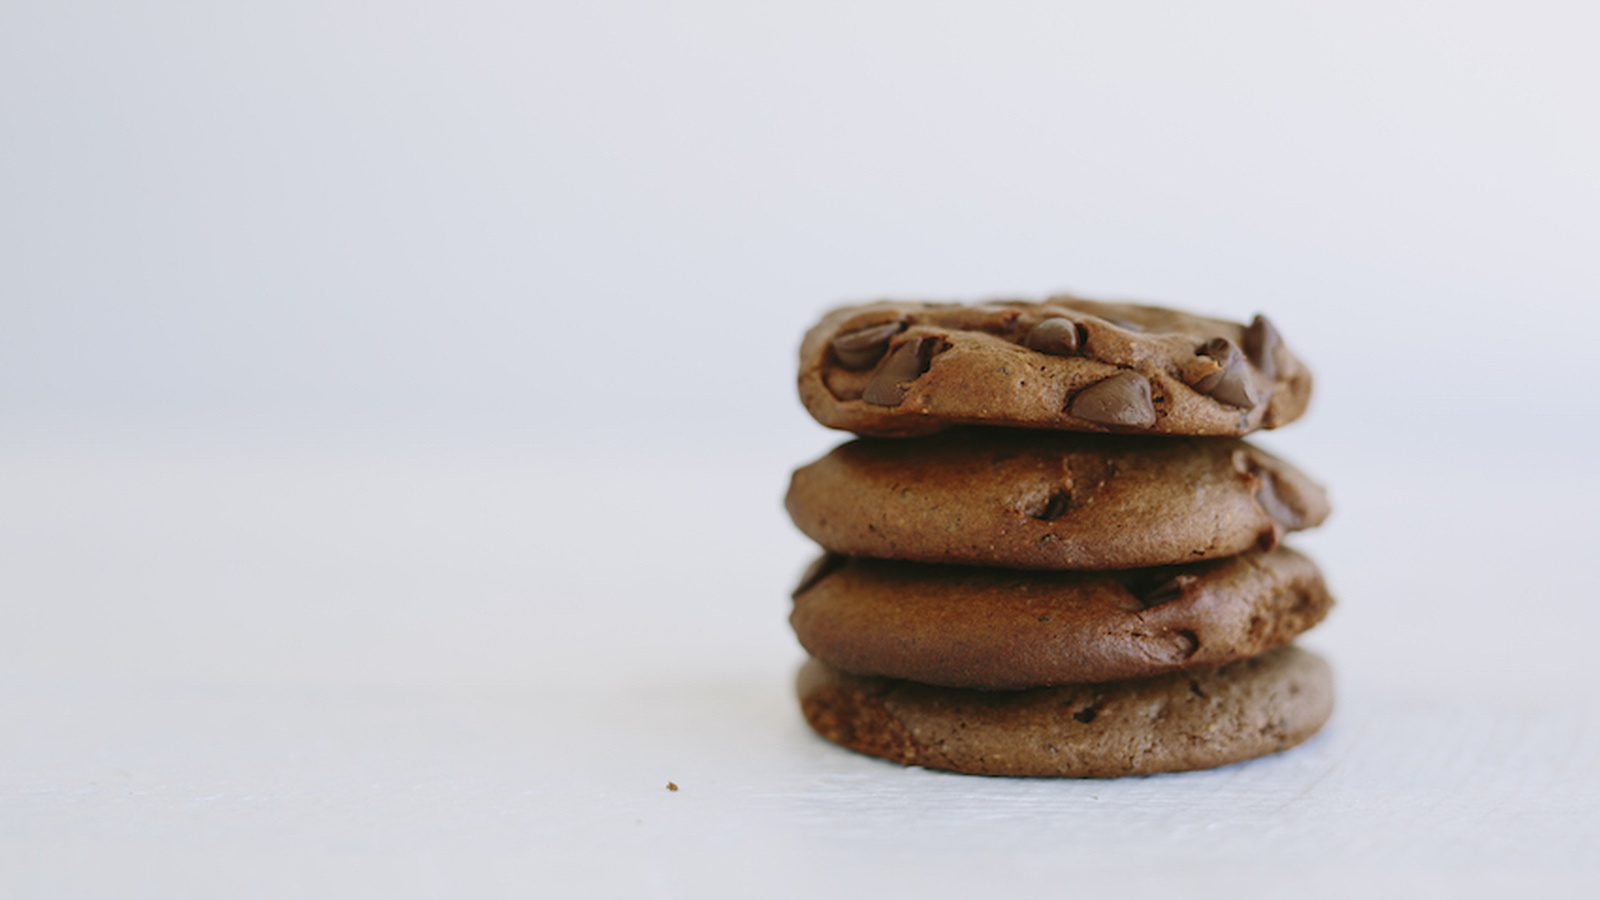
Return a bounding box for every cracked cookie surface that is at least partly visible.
[798,297,1313,437]
[784,429,1330,570]
[791,547,1333,689]
[796,646,1334,777]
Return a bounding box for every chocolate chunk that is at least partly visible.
[1244,314,1282,379]
[862,336,942,406]
[1193,338,1259,409]
[1023,317,1082,356]
[1068,371,1156,428]
[830,321,906,370]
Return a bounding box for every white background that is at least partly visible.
[3,1,1598,896]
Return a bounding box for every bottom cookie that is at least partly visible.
[797,645,1332,777]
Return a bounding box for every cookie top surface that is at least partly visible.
[796,645,1334,778]
[791,546,1332,689]
[785,429,1329,570]
[798,297,1312,437]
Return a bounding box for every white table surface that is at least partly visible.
[4,433,1597,898]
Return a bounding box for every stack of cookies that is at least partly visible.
[784,297,1334,777]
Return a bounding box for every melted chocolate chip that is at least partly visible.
[1244,314,1282,380]
[1192,338,1259,409]
[1254,470,1304,530]
[1122,570,1196,609]
[1068,371,1157,428]
[830,321,906,370]
[1136,577,1185,608]
[1140,629,1200,664]
[1030,491,1073,522]
[862,336,943,406]
[1023,317,1082,356]
[1173,630,1200,658]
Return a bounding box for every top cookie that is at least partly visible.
[798,297,1312,437]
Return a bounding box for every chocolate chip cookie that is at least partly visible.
[798,298,1312,437]
[797,645,1333,777]
[785,429,1329,570]
[791,547,1332,690]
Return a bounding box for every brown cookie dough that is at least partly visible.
[791,547,1333,689]
[798,298,1312,437]
[785,429,1329,570]
[797,645,1333,777]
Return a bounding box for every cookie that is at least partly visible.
[798,298,1312,437]
[785,429,1329,570]
[797,645,1333,777]
[791,547,1332,690]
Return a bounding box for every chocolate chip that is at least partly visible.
[1030,491,1073,522]
[1192,338,1259,409]
[862,336,943,406]
[1252,467,1304,530]
[1023,317,1082,356]
[1068,371,1156,428]
[1122,570,1195,608]
[1071,695,1106,723]
[1201,362,1258,409]
[830,321,906,370]
[1136,577,1184,608]
[1143,629,1199,663]
[1173,630,1200,657]
[1243,314,1282,379]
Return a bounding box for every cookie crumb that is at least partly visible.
[666,781,678,792]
